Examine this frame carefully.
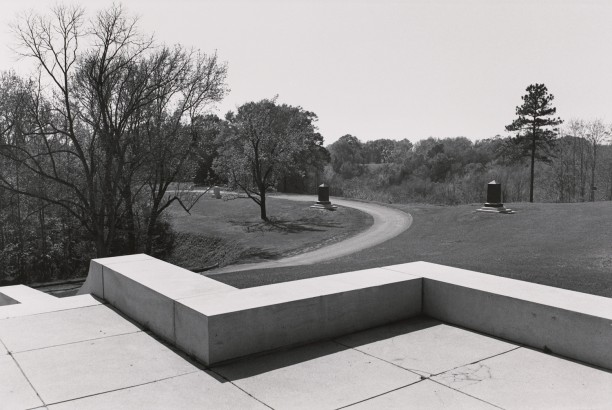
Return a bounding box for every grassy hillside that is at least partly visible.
[167,195,373,270]
[213,201,612,298]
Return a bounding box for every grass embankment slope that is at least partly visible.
[167,195,373,270]
[213,201,612,298]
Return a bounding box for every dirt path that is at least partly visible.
[208,195,413,275]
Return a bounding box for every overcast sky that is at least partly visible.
[1,0,611,145]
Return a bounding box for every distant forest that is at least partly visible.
[322,124,612,205]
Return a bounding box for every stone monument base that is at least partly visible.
[476,206,515,214]
[310,202,338,211]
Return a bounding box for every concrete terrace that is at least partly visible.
[1,255,611,409]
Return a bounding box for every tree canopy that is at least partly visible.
[505,83,562,202]
[214,98,322,220]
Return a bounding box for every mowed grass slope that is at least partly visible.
[166,194,373,270]
[213,201,612,298]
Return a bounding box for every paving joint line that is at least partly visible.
[0,300,107,321]
[8,351,45,407]
[334,380,423,410]
[42,369,201,407]
[8,329,144,354]
[332,339,428,377]
[428,346,522,378]
[206,367,275,409]
[428,377,506,409]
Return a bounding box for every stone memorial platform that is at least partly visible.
[1,256,611,408]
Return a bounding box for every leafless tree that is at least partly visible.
[1,5,227,257]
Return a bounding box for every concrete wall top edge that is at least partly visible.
[97,257,236,300]
[382,262,612,319]
[92,253,153,265]
[178,273,422,316]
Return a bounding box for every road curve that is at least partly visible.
[207,195,412,275]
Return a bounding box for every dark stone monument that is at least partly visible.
[310,184,337,210]
[317,184,331,205]
[477,180,514,214]
[484,180,502,208]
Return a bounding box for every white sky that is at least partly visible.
[1,0,611,145]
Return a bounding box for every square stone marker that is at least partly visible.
[213,341,421,410]
[0,355,43,409]
[14,332,198,405]
[48,371,268,410]
[432,347,612,409]
[336,317,518,377]
[345,379,497,409]
[0,304,140,353]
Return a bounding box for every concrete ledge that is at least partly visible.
[79,256,612,370]
[176,269,422,364]
[81,257,422,365]
[79,255,235,343]
[383,262,612,370]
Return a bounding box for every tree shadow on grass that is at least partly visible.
[239,247,281,260]
[229,217,344,234]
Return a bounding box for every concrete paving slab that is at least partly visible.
[432,347,612,409]
[0,304,140,353]
[14,332,198,405]
[345,379,497,409]
[48,371,268,410]
[0,355,43,409]
[213,341,421,410]
[0,294,101,320]
[336,317,518,377]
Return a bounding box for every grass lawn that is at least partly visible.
[166,194,374,270]
[211,201,612,298]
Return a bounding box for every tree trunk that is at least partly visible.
[259,188,267,221]
[145,203,160,255]
[529,130,536,203]
[122,187,137,254]
[590,144,597,202]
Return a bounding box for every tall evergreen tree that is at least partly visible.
[506,84,563,202]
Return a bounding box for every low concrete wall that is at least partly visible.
[81,257,422,365]
[176,269,422,364]
[79,254,235,344]
[78,256,612,370]
[384,262,612,371]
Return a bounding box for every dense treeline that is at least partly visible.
[325,126,612,205]
[0,5,227,284]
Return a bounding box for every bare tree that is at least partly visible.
[1,5,227,257]
[584,119,608,201]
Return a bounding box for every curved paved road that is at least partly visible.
[208,195,412,275]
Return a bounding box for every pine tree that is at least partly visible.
[506,84,563,202]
